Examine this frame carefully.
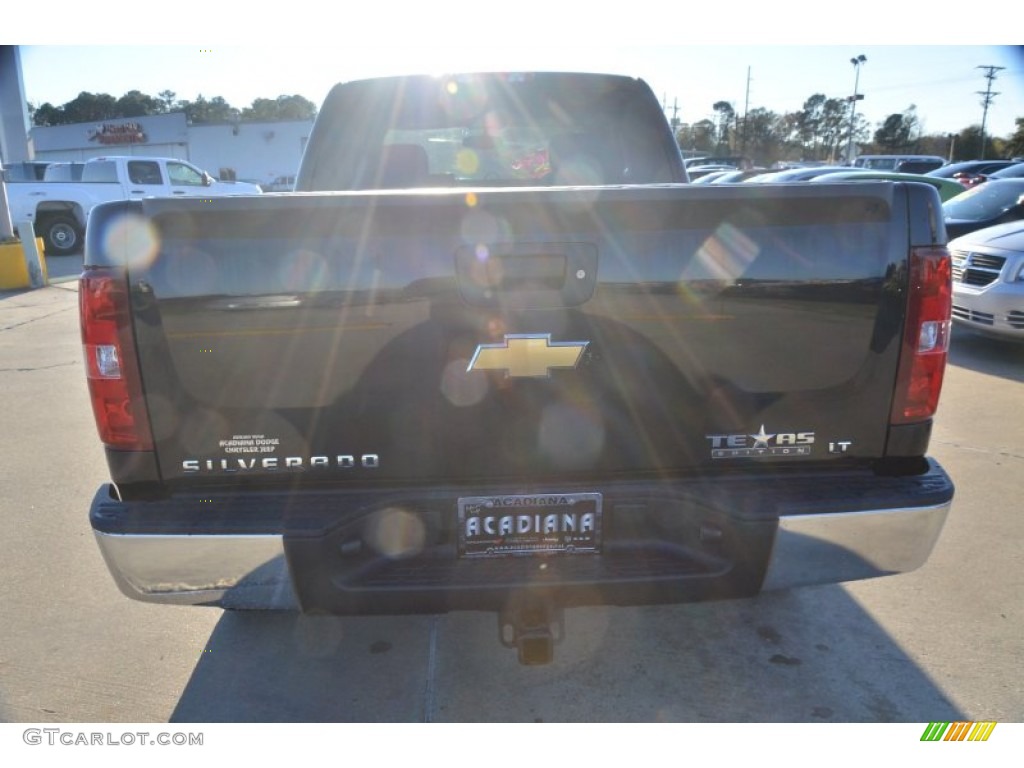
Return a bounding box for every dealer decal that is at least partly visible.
[218,434,279,455]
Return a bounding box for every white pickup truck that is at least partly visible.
[5,156,262,255]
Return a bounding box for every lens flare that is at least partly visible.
[691,223,761,281]
[365,508,426,559]
[101,212,160,269]
[277,249,328,291]
[441,358,489,407]
[456,149,480,176]
[460,209,506,245]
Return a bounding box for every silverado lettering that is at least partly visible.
[82,72,954,665]
[182,455,380,472]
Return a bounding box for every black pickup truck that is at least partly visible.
[82,72,954,664]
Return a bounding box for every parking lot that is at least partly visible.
[0,256,1021,723]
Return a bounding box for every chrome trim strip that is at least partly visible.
[93,532,298,609]
[761,502,951,591]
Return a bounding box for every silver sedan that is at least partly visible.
[949,221,1024,341]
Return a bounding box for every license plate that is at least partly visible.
[457,493,602,558]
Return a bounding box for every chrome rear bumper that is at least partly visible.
[760,502,950,591]
[94,531,297,609]
[94,499,951,609]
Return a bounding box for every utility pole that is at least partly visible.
[669,98,680,135]
[663,94,681,143]
[740,66,751,155]
[845,55,867,164]
[976,65,1004,160]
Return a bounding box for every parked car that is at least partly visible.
[261,175,296,192]
[928,160,1020,187]
[1,160,50,182]
[7,155,263,255]
[709,168,775,183]
[686,165,736,181]
[683,155,752,169]
[769,161,833,170]
[948,221,1024,341]
[976,162,1024,181]
[42,162,85,182]
[688,169,733,183]
[895,158,949,174]
[809,171,965,201]
[943,178,1024,238]
[852,154,946,174]
[746,166,859,183]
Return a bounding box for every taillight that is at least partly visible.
[79,268,153,450]
[890,245,952,424]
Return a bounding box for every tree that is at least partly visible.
[675,120,716,153]
[158,90,177,113]
[179,95,238,123]
[787,95,848,161]
[116,90,162,118]
[796,94,827,159]
[874,114,911,152]
[819,98,851,161]
[712,101,735,152]
[28,88,320,127]
[873,106,921,153]
[60,91,119,123]
[690,119,716,153]
[31,102,63,127]
[741,108,784,166]
[1006,117,1024,157]
[774,112,803,161]
[241,95,317,121]
[914,133,955,160]
[950,126,996,161]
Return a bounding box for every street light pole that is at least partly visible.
[845,54,867,164]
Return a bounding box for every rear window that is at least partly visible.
[896,159,944,174]
[127,161,164,185]
[301,73,682,190]
[857,158,899,171]
[43,163,85,182]
[943,181,1024,221]
[81,161,119,183]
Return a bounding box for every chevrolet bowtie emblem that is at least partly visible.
[467,334,589,378]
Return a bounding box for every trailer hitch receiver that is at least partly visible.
[499,597,564,665]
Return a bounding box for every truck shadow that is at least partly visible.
[948,327,1024,382]
[171,584,963,722]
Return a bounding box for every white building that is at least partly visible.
[30,112,313,188]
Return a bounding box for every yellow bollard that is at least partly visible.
[0,237,49,290]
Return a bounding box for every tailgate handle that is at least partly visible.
[455,243,598,308]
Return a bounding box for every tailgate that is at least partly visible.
[118,183,920,487]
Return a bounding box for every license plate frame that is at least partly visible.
[457,492,602,558]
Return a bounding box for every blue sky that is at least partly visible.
[8,3,1023,140]
[15,45,1022,140]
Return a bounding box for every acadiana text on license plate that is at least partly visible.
[457,493,602,558]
